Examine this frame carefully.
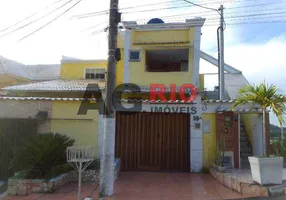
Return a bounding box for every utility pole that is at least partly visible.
[219,5,225,100]
[99,0,120,197]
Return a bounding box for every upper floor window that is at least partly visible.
[146,49,189,72]
[85,68,106,80]
[129,50,140,62]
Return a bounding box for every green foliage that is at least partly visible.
[13,170,29,179]
[232,82,286,126]
[0,127,34,180]
[10,133,75,179]
[270,137,286,161]
[233,82,286,155]
[86,159,100,170]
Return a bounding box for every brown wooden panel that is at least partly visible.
[116,112,190,172]
[216,112,239,168]
[115,112,139,171]
[137,112,162,171]
[161,113,190,172]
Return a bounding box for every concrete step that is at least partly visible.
[240,141,250,146]
[240,134,247,138]
[240,146,252,153]
[240,131,247,135]
[240,137,248,142]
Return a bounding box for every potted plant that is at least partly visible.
[213,134,226,173]
[233,82,286,185]
[248,155,283,185]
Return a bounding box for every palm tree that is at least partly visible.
[233,82,286,155]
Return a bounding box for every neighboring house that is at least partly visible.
[0,17,270,173]
[0,58,107,156]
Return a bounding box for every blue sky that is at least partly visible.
[0,0,285,125]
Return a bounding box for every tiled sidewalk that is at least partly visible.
[8,172,257,200]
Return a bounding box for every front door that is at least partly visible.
[216,112,239,168]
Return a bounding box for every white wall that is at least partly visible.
[253,115,264,156]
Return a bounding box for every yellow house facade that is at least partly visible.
[110,18,270,172]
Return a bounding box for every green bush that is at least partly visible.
[86,159,100,170]
[10,133,75,179]
[270,137,286,161]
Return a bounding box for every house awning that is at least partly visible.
[217,108,263,113]
[2,80,105,92]
[0,97,98,101]
[133,41,190,45]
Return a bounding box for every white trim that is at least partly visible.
[124,30,131,83]
[61,59,107,64]
[192,26,201,88]
[123,18,206,31]
[129,50,141,62]
[190,99,203,172]
[202,102,261,114]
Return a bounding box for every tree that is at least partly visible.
[232,82,286,155]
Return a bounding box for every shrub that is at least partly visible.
[10,133,75,179]
[86,159,100,170]
[270,137,286,161]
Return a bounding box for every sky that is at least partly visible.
[0,0,285,125]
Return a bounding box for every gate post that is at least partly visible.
[190,95,203,172]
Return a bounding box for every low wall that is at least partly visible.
[8,158,121,196]
[209,165,285,197]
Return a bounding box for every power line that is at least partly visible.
[4,0,286,41]
[0,0,75,38]
[71,0,179,19]
[168,11,286,21]
[71,0,286,20]
[179,0,226,30]
[204,20,286,26]
[71,0,234,19]
[133,7,286,24]
[18,0,83,41]
[82,21,108,32]
[227,0,286,10]
[181,0,217,11]
[0,0,65,33]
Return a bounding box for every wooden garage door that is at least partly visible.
[115,112,190,172]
